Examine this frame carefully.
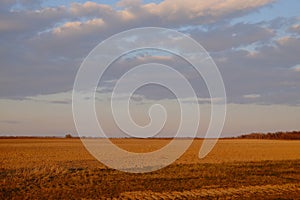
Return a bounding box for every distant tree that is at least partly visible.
[65,134,72,138]
[237,131,300,140]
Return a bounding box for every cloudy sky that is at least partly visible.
[0,0,299,137]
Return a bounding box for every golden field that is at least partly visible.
[1,138,300,199]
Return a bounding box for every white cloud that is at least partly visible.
[289,24,300,34]
[52,18,105,36]
[141,0,274,24]
[0,0,276,42]
[1,0,299,107]
[291,64,300,72]
[69,1,114,18]
[34,0,275,38]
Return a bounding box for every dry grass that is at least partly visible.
[1,138,300,199]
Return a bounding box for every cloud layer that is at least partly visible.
[0,0,299,106]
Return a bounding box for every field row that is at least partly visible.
[1,139,300,199]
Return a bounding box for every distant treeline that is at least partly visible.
[0,136,66,139]
[236,131,300,140]
[1,131,300,140]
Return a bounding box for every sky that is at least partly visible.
[0,0,300,137]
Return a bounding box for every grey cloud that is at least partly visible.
[250,37,300,68]
[212,37,300,105]
[0,7,67,38]
[47,100,72,104]
[0,0,16,11]
[187,22,275,52]
[0,0,299,106]
[289,24,300,34]
[0,120,22,124]
[120,0,275,26]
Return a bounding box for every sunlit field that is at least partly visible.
[1,138,300,199]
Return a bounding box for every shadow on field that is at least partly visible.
[1,160,300,199]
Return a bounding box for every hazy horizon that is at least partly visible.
[1,0,300,137]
